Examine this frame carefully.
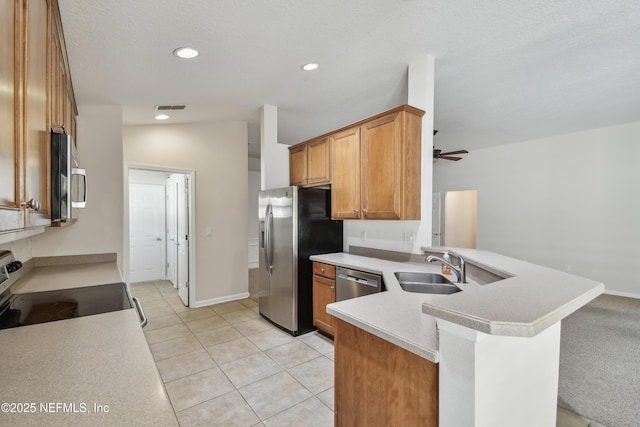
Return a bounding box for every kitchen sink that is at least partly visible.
[394,272,461,295]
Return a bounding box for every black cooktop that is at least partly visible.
[0,283,132,330]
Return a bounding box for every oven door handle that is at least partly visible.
[132,297,148,328]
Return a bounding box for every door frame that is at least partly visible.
[124,164,196,307]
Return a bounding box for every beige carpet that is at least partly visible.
[558,294,640,427]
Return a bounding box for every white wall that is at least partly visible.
[31,106,124,270]
[124,121,248,304]
[247,170,261,269]
[433,121,640,296]
[260,104,289,190]
[343,60,435,255]
[248,171,261,240]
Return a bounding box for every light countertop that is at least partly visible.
[10,261,124,294]
[0,310,178,426]
[1,258,178,426]
[312,249,604,363]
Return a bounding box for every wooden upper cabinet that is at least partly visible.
[289,143,308,186]
[0,0,76,234]
[306,137,330,185]
[287,104,423,221]
[330,127,361,219]
[23,0,51,227]
[289,137,331,187]
[333,105,423,220]
[49,0,76,139]
[361,109,422,220]
[0,0,24,232]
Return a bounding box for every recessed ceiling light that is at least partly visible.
[173,47,199,59]
[302,63,319,71]
[155,114,170,120]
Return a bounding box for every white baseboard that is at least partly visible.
[192,292,251,308]
[604,290,640,300]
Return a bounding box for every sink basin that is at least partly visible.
[394,272,461,295]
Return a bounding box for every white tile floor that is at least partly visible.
[131,281,334,427]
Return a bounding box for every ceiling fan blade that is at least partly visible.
[440,150,469,156]
[441,156,462,161]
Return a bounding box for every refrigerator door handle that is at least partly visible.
[265,204,274,276]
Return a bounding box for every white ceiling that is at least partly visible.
[58,0,640,158]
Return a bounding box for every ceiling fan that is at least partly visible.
[432,130,468,161]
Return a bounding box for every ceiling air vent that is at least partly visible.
[155,105,186,111]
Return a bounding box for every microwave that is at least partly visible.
[50,132,87,223]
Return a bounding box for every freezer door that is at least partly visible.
[258,187,297,332]
[258,191,271,318]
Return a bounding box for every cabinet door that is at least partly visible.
[0,0,24,232]
[330,127,361,219]
[23,0,50,227]
[307,137,330,186]
[289,144,308,186]
[313,275,335,336]
[361,112,402,220]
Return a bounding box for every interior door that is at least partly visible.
[129,184,166,282]
[176,174,189,306]
[165,176,178,287]
[444,190,478,249]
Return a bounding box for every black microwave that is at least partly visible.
[51,132,87,223]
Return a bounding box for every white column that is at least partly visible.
[408,56,435,251]
[438,320,561,427]
[260,104,289,190]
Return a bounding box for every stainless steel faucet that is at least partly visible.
[425,254,467,284]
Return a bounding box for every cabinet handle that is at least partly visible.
[362,208,368,213]
[330,286,335,289]
[21,199,41,211]
[320,268,325,272]
[354,209,359,213]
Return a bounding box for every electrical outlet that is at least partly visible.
[403,232,415,245]
[360,230,367,241]
[564,264,572,272]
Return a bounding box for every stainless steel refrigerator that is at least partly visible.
[258,186,343,336]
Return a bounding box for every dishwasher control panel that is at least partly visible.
[335,266,384,302]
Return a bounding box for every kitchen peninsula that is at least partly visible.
[312,248,604,427]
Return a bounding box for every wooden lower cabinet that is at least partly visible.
[334,318,438,426]
[312,262,336,337]
[313,275,335,336]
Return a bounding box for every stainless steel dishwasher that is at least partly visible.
[335,267,383,301]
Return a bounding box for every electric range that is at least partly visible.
[0,250,136,330]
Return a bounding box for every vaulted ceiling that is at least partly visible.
[59,0,640,157]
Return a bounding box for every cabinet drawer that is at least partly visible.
[313,262,336,279]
